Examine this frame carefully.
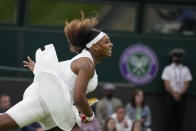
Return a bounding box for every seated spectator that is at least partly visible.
[31,123,44,131]
[0,94,12,112]
[126,89,151,130]
[131,121,144,131]
[103,117,116,131]
[21,122,44,131]
[96,83,122,126]
[0,94,21,131]
[0,94,44,131]
[80,117,101,131]
[111,106,132,131]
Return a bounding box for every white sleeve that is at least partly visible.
[161,66,170,80]
[184,67,192,81]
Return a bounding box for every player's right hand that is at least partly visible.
[80,112,95,123]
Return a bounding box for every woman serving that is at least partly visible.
[0,15,113,131]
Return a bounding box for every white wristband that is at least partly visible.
[86,112,95,121]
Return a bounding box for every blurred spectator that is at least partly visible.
[131,121,144,131]
[161,48,192,131]
[0,94,12,112]
[0,94,43,131]
[111,106,132,131]
[96,83,122,126]
[0,94,21,131]
[156,9,196,34]
[103,117,116,131]
[80,117,101,131]
[34,129,43,131]
[31,123,44,131]
[21,122,44,131]
[126,89,151,130]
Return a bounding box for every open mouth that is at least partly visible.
[109,49,112,54]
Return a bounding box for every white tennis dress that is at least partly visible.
[6,44,98,131]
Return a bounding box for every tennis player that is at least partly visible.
[0,15,113,131]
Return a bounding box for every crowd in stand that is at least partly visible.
[1,85,151,131]
[0,48,192,131]
[76,84,151,131]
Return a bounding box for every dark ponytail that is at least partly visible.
[64,13,100,53]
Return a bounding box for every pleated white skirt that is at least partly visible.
[6,44,81,131]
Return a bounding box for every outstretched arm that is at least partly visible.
[71,58,95,122]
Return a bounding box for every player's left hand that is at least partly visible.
[23,56,35,72]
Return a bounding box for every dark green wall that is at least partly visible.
[0,28,195,94]
[97,34,196,94]
[0,29,18,66]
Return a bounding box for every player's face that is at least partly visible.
[96,35,113,58]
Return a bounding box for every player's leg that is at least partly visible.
[3,96,48,131]
[0,113,19,131]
